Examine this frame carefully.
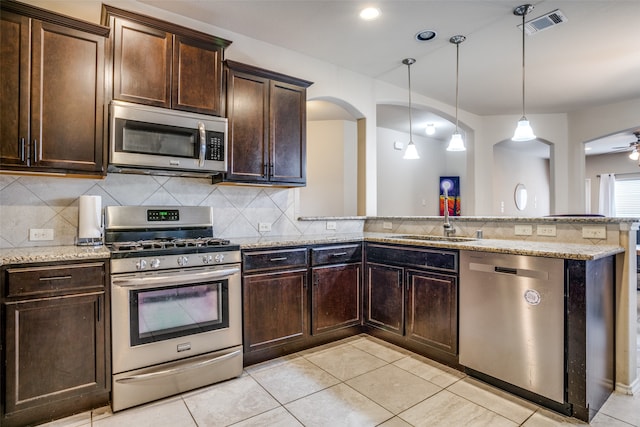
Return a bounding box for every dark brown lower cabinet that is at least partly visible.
[243,269,309,352]
[365,263,403,334]
[364,243,459,366]
[242,243,363,365]
[310,244,362,335]
[405,270,457,354]
[1,261,109,427]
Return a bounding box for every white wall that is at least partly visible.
[299,121,357,216]
[493,146,551,216]
[568,98,640,212]
[376,128,447,216]
[586,152,640,214]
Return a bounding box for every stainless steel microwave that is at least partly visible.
[109,100,227,177]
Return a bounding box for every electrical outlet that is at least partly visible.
[29,228,54,241]
[326,221,337,230]
[514,225,533,236]
[536,225,556,237]
[258,222,271,232]
[582,226,606,239]
[383,221,393,230]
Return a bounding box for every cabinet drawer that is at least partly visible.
[366,244,458,273]
[311,244,362,266]
[5,262,105,298]
[243,248,308,272]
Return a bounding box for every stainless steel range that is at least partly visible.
[105,206,242,411]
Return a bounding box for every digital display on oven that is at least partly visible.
[147,209,179,222]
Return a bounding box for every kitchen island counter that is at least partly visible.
[235,233,623,261]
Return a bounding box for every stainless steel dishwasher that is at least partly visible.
[459,251,565,404]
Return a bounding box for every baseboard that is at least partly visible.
[615,376,640,395]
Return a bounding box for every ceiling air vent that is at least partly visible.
[518,9,568,35]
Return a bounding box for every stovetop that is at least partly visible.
[104,206,240,271]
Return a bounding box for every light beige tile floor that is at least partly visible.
[41,332,640,427]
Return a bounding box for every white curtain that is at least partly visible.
[598,173,616,216]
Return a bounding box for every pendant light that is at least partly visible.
[447,35,466,151]
[512,4,536,142]
[402,58,419,159]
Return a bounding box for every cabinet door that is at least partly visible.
[113,17,171,107]
[172,35,223,115]
[269,80,306,184]
[30,21,105,172]
[243,269,308,352]
[365,263,404,335]
[0,11,29,168]
[3,292,107,417]
[406,269,458,354]
[312,263,361,335]
[226,70,269,182]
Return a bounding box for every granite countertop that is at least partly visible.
[235,232,623,261]
[0,233,624,266]
[0,245,111,267]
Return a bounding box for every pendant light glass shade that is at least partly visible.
[629,148,639,161]
[402,58,419,159]
[404,141,420,159]
[447,133,466,151]
[447,35,466,152]
[512,117,536,141]
[512,5,536,142]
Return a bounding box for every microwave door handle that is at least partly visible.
[198,122,206,167]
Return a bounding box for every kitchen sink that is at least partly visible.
[392,234,477,242]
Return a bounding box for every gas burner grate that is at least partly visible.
[109,237,230,252]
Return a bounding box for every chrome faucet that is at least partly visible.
[443,187,456,236]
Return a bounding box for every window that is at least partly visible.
[614,176,640,217]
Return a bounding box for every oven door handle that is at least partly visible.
[115,349,242,384]
[112,267,240,289]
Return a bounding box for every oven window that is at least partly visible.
[116,118,197,158]
[130,280,229,346]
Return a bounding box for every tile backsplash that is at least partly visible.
[0,173,342,249]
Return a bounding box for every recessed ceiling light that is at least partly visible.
[415,30,437,42]
[360,7,380,21]
[584,146,592,151]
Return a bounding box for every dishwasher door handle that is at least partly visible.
[494,266,518,275]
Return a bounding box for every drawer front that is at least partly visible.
[311,244,362,266]
[366,244,457,273]
[243,248,308,272]
[5,262,106,298]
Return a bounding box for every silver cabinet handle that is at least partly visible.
[115,349,241,384]
[270,257,288,262]
[39,275,72,281]
[198,121,206,167]
[330,252,348,257]
[20,138,25,162]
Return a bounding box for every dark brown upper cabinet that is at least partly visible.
[223,60,313,186]
[102,6,231,116]
[0,1,109,176]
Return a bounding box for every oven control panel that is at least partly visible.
[110,250,241,274]
[147,209,180,222]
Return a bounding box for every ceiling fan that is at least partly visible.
[610,131,640,158]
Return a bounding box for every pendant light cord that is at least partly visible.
[407,62,413,141]
[521,10,526,118]
[455,42,460,132]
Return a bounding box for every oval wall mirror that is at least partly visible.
[515,183,527,210]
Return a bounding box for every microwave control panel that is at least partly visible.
[206,131,225,161]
